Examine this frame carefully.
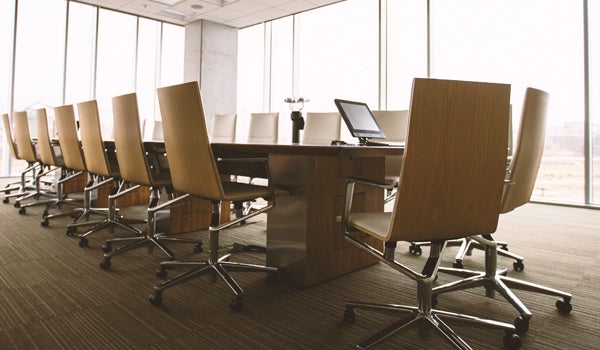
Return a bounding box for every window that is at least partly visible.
[430,0,585,203]
[590,1,600,204]
[65,2,96,106]
[0,1,16,175]
[137,18,161,124]
[96,9,137,135]
[237,23,265,142]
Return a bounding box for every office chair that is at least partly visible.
[1,113,37,203]
[432,88,572,334]
[301,112,341,145]
[247,112,279,144]
[99,92,202,270]
[340,78,521,349]
[210,113,237,143]
[66,100,144,247]
[33,108,83,226]
[408,107,524,270]
[149,81,278,311]
[372,109,409,202]
[12,111,56,211]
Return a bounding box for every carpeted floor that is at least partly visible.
[0,178,599,349]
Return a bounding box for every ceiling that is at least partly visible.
[74,0,344,28]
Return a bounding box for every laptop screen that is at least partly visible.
[334,99,385,140]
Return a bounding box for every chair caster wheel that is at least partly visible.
[503,332,522,349]
[155,267,167,279]
[343,307,356,323]
[78,237,89,247]
[193,242,203,253]
[149,292,163,306]
[43,210,49,217]
[229,297,244,311]
[514,316,529,334]
[66,227,77,236]
[2,198,8,204]
[102,243,112,253]
[408,245,422,256]
[452,261,464,269]
[513,260,524,271]
[18,207,26,215]
[100,259,111,270]
[41,219,49,227]
[556,298,572,314]
[13,202,20,208]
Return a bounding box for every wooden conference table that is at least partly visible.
[212,142,403,287]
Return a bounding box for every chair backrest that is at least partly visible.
[13,111,37,163]
[372,110,409,143]
[388,78,510,242]
[301,112,341,144]
[2,113,18,158]
[35,108,57,166]
[248,112,278,144]
[211,113,237,143]
[76,100,112,177]
[157,81,224,199]
[112,93,153,186]
[501,88,549,213]
[54,104,87,172]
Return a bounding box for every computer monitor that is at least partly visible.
[334,99,386,145]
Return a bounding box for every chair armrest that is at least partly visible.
[346,176,395,191]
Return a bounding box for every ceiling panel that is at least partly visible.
[73,0,345,28]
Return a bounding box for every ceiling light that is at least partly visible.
[150,0,185,5]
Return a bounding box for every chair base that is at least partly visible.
[149,228,277,311]
[100,233,203,268]
[433,237,572,334]
[344,301,521,350]
[410,235,525,270]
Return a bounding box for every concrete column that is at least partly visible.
[184,20,237,132]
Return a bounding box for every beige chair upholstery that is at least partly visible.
[33,108,83,225]
[301,112,341,145]
[66,100,143,247]
[372,109,409,200]
[340,78,521,349]
[99,92,202,270]
[2,113,37,203]
[433,87,572,335]
[248,112,278,143]
[149,81,277,311]
[12,111,56,209]
[210,113,237,143]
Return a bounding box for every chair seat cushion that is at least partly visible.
[348,212,391,241]
[222,181,272,202]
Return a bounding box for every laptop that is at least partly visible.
[334,99,388,146]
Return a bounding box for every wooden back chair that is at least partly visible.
[98,92,202,270]
[210,113,237,143]
[149,81,277,311]
[433,87,572,335]
[341,78,520,349]
[248,112,278,144]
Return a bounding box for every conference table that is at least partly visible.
[149,142,404,287]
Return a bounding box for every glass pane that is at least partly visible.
[137,18,161,124]
[591,1,600,204]
[65,2,96,106]
[296,0,378,141]
[160,23,184,88]
[96,9,137,136]
[387,0,428,110]
[431,0,585,203]
[270,18,294,144]
[237,23,265,143]
[12,0,66,175]
[0,1,16,175]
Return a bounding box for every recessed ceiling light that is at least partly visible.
[191,4,204,10]
[150,0,185,5]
